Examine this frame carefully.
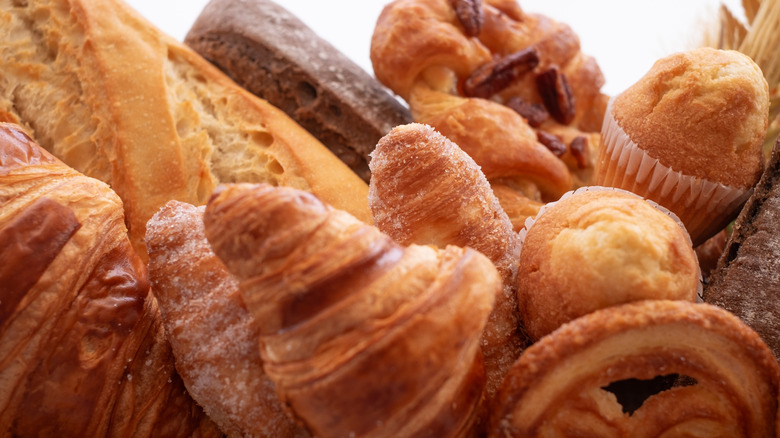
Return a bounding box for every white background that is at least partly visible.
[124,0,745,96]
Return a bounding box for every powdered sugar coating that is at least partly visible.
[146,201,307,438]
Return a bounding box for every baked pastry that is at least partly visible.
[370,0,609,201]
[0,0,371,261]
[369,123,527,401]
[408,86,572,201]
[593,47,769,246]
[203,183,499,438]
[517,187,700,340]
[371,0,607,131]
[705,136,780,358]
[146,201,308,438]
[185,0,414,182]
[488,300,780,437]
[0,123,219,437]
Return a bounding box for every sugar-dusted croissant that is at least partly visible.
[368,123,527,401]
[0,123,220,436]
[146,200,308,438]
[488,300,780,437]
[203,183,500,437]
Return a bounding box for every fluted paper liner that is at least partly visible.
[593,97,752,246]
[518,185,704,299]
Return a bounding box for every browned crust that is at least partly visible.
[705,136,780,358]
[0,0,371,261]
[489,300,780,437]
[185,0,413,183]
[612,48,768,189]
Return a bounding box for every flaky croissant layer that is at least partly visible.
[203,183,501,438]
[0,122,219,437]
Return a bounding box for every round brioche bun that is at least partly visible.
[517,187,700,341]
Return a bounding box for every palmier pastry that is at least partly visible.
[489,300,780,437]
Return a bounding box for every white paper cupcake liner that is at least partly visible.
[518,185,704,300]
[593,97,753,246]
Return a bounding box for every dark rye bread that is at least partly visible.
[185,0,413,182]
[704,137,780,357]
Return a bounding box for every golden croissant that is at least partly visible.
[368,123,528,401]
[0,123,220,436]
[203,182,500,437]
[146,200,308,438]
[489,300,780,437]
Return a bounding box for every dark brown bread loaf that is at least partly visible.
[704,137,780,358]
[185,0,413,182]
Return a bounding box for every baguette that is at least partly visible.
[0,0,371,260]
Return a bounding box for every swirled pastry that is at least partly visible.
[489,300,780,438]
[371,0,608,197]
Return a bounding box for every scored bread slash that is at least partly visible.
[185,0,414,183]
[0,0,372,262]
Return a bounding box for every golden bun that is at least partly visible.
[517,188,700,340]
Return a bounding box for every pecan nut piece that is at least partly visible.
[570,136,589,169]
[450,0,484,37]
[536,67,576,125]
[462,48,540,99]
[536,131,567,157]
[506,97,549,128]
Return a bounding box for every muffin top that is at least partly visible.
[517,188,700,340]
[612,47,768,189]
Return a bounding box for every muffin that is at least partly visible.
[593,48,769,246]
[517,187,700,341]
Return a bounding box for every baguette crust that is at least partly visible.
[0,0,371,260]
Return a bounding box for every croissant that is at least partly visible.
[0,123,219,437]
[203,183,500,437]
[488,300,780,437]
[145,200,308,438]
[368,123,527,401]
